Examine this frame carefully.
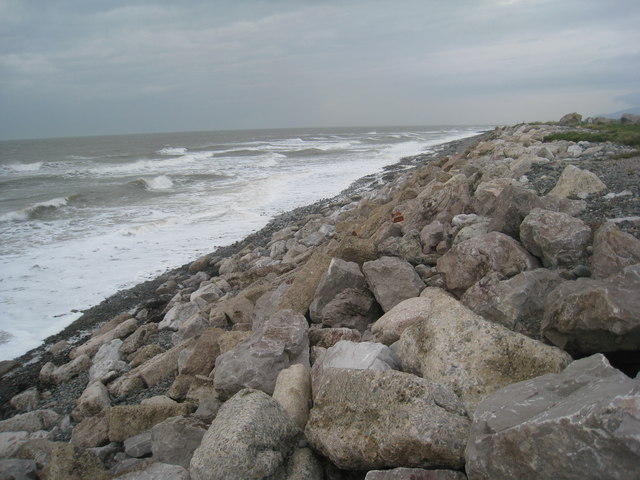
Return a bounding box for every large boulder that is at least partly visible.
[465,354,640,479]
[487,185,543,239]
[317,288,379,332]
[189,389,301,480]
[519,208,591,267]
[461,269,564,337]
[272,364,311,430]
[213,309,308,399]
[107,404,192,442]
[39,355,91,384]
[548,164,607,198]
[397,288,572,411]
[0,409,60,433]
[43,442,107,480]
[158,302,202,331]
[365,469,466,480]
[558,112,582,125]
[116,462,190,480]
[88,339,129,384]
[362,256,425,312]
[305,368,470,471]
[72,381,111,421]
[310,340,399,398]
[151,416,207,469]
[591,222,640,279]
[542,264,640,355]
[417,173,472,225]
[436,232,539,295]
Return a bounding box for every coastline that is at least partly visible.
[0,131,489,411]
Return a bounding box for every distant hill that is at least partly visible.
[597,106,640,119]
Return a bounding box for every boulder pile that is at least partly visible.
[1,118,639,479]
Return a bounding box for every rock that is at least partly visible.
[0,360,19,378]
[540,194,587,216]
[519,208,591,267]
[591,222,640,279]
[189,389,301,480]
[542,264,640,355]
[92,312,133,338]
[0,431,29,458]
[558,112,582,124]
[193,396,222,423]
[107,404,192,442]
[310,340,399,398]
[9,388,40,412]
[71,381,111,421]
[151,416,207,468]
[548,164,607,198]
[418,173,472,225]
[158,302,202,331]
[39,354,91,384]
[0,458,38,479]
[180,327,224,376]
[213,309,309,399]
[305,369,469,471]
[0,410,60,434]
[136,338,196,388]
[189,254,212,273]
[284,448,323,480]
[436,232,539,295]
[371,294,447,345]
[222,294,254,326]
[365,468,467,480]
[120,324,158,356]
[621,113,640,125]
[319,288,379,332]
[465,354,640,480]
[308,327,361,348]
[70,317,138,359]
[128,344,165,368]
[397,288,571,411]
[115,462,190,480]
[452,219,490,246]
[272,364,311,429]
[44,442,107,480]
[190,283,223,308]
[487,185,543,239]
[155,279,177,295]
[461,269,564,337]
[363,256,425,312]
[89,339,129,384]
[124,430,152,458]
[70,412,109,448]
[472,178,518,216]
[420,220,446,252]
[277,251,332,315]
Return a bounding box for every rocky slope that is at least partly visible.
[1,119,639,479]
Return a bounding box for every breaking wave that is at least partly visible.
[0,197,70,222]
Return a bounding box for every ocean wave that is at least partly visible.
[0,196,70,222]
[129,175,174,191]
[157,146,187,155]
[2,162,43,173]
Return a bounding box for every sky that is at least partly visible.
[1,0,639,140]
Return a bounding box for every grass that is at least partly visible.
[543,123,640,147]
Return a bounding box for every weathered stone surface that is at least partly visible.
[158,302,202,331]
[305,369,469,471]
[39,354,91,384]
[44,442,107,480]
[190,283,223,308]
[128,344,165,368]
[70,318,138,359]
[272,364,311,430]
[319,288,379,332]
[487,185,543,239]
[151,416,207,468]
[277,251,332,315]
[120,323,158,356]
[542,264,640,355]
[9,388,39,412]
[108,404,192,442]
[311,340,399,399]
[309,258,368,321]
[418,173,472,224]
[465,354,640,480]
[308,327,361,348]
[190,389,301,480]
[222,294,254,325]
[461,269,564,337]
[420,220,446,252]
[0,410,60,434]
[89,339,129,384]
[397,288,571,411]
[180,327,224,376]
[0,431,29,458]
[558,112,582,124]
[452,219,490,246]
[284,447,323,480]
[472,178,518,217]
[365,468,467,480]
[72,381,111,421]
[592,222,640,279]
[124,430,152,458]
[116,462,190,480]
[371,294,446,345]
[0,458,38,479]
[548,164,607,198]
[519,208,591,267]
[213,309,308,399]
[436,232,539,295]
[70,412,109,448]
[363,256,425,312]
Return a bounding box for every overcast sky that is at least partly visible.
[1,0,639,140]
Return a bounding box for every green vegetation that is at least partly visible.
[543,123,640,147]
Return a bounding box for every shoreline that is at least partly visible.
[0,131,489,410]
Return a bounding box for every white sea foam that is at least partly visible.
[144,175,174,190]
[3,162,43,173]
[158,146,187,155]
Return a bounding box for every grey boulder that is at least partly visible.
[362,256,425,312]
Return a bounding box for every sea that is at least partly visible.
[0,125,486,361]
